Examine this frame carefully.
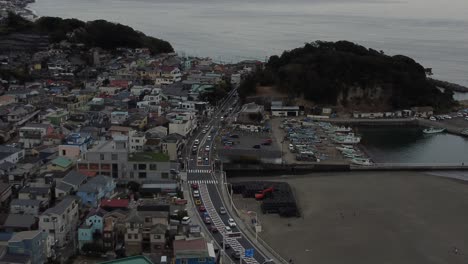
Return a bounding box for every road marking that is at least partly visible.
[188,180,218,184]
[188,169,212,174]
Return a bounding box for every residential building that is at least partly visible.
[111,111,129,125]
[129,130,147,153]
[76,175,115,207]
[173,237,216,264]
[161,134,184,161]
[45,109,69,126]
[10,199,43,216]
[78,208,107,249]
[99,86,123,96]
[1,214,37,232]
[99,256,154,264]
[167,111,197,137]
[47,156,73,172]
[0,182,12,208]
[127,152,171,183]
[58,133,93,159]
[55,170,88,198]
[18,187,51,206]
[77,137,128,179]
[411,106,434,118]
[108,126,132,137]
[39,196,79,255]
[6,230,46,264]
[19,123,53,148]
[0,145,25,164]
[102,210,128,252]
[124,210,143,255]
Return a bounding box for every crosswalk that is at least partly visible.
[188,169,212,174]
[187,179,218,184]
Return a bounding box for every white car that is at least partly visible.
[202,129,207,134]
[228,218,237,227]
[181,216,191,225]
[207,135,212,141]
[194,139,199,145]
[225,226,232,234]
[205,145,210,152]
[429,116,436,121]
[193,190,200,198]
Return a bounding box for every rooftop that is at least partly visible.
[9,230,42,243]
[128,152,169,162]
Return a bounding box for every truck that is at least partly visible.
[255,187,274,200]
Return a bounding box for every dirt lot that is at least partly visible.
[230,171,468,264]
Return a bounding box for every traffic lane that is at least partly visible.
[206,184,268,263]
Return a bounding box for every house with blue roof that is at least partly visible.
[58,133,93,159]
[76,175,115,207]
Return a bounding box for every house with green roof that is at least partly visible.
[127,152,171,183]
[47,156,73,172]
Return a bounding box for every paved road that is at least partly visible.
[185,88,272,264]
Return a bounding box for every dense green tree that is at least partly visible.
[239,41,455,110]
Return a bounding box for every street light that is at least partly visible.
[247,211,258,242]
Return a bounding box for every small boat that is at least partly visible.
[351,158,373,166]
[423,127,445,134]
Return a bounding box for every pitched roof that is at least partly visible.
[125,210,144,223]
[42,196,78,215]
[9,230,42,242]
[100,199,129,208]
[173,238,207,253]
[62,170,87,186]
[18,186,50,195]
[10,199,42,207]
[3,214,36,228]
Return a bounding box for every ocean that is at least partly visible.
[29,0,468,86]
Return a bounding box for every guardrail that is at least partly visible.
[220,172,289,264]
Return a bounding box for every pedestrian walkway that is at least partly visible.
[188,169,212,174]
[188,179,218,184]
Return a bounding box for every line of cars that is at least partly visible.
[191,183,239,255]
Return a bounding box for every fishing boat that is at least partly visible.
[422,127,445,134]
[334,133,361,144]
[350,158,373,166]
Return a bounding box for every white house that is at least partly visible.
[0,145,25,164]
[39,196,80,257]
[129,130,147,153]
[167,111,197,137]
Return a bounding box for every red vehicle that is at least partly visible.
[261,138,273,145]
[199,205,206,212]
[255,187,274,200]
[191,183,199,190]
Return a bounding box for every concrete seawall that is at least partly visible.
[225,162,468,177]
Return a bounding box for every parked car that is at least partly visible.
[219,207,226,215]
[230,134,239,138]
[228,218,237,227]
[181,216,191,225]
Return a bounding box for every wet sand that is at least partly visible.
[230,171,468,264]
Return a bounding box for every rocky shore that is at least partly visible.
[0,0,36,21]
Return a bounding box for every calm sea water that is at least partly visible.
[358,126,468,164]
[29,0,468,86]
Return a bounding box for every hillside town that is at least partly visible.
[0,42,263,264]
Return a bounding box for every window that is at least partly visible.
[198,258,206,263]
[133,164,138,170]
[138,172,147,178]
[127,234,131,239]
[130,172,134,178]
[153,234,161,239]
[135,139,140,143]
[62,149,66,156]
[111,154,118,160]
[150,164,157,171]
[161,173,169,179]
[134,234,139,239]
[138,164,146,170]
[43,218,50,222]
[100,154,105,160]
[145,217,151,223]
